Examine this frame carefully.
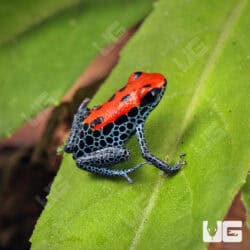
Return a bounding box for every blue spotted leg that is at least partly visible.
[135,123,186,174]
[65,98,90,153]
[75,147,149,183]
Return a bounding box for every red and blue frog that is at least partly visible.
[64,72,186,183]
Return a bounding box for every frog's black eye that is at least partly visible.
[141,88,161,106]
[133,71,142,79]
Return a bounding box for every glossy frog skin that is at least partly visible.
[65,72,186,183]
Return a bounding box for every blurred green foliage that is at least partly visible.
[0,0,152,137]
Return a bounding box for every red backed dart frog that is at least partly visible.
[64,72,186,183]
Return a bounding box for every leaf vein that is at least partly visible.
[179,0,247,136]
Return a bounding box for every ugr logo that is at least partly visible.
[203,220,242,242]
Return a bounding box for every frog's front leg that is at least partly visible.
[75,147,148,183]
[65,98,90,153]
[135,123,186,174]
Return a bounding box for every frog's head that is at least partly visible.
[127,71,167,112]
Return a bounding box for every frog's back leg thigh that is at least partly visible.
[75,147,148,183]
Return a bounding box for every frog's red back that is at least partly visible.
[84,72,166,130]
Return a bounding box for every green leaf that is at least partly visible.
[242,174,250,227]
[0,0,81,45]
[0,0,152,137]
[31,0,250,249]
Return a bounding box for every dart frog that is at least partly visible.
[64,72,186,183]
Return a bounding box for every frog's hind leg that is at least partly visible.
[64,98,90,153]
[75,147,148,183]
[77,164,146,183]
